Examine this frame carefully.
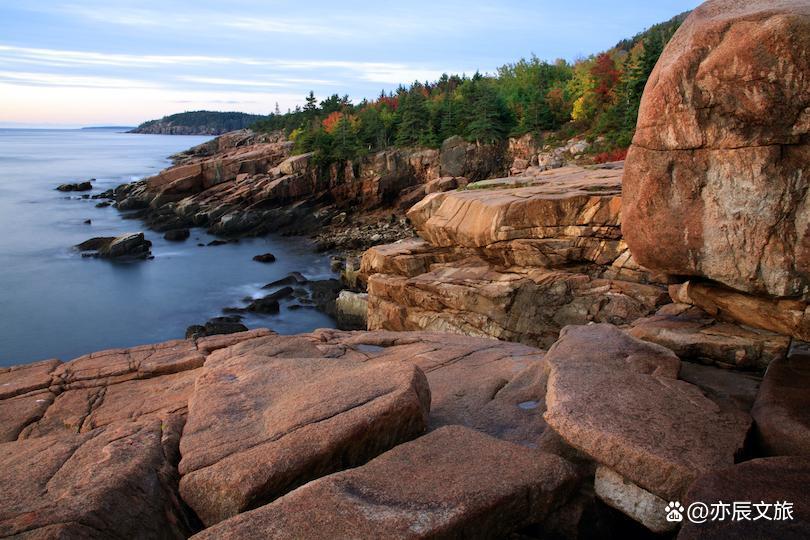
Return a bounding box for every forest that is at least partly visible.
[253,12,687,166]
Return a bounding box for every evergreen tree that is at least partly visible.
[395,85,431,146]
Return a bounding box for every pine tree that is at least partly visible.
[395,86,430,146]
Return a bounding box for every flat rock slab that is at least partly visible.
[544,324,751,502]
[178,351,431,526]
[680,457,810,540]
[0,358,60,399]
[0,420,190,539]
[192,425,577,540]
[629,303,789,370]
[752,341,810,455]
[313,330,550,448]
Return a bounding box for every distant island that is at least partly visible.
[129,111,269,135]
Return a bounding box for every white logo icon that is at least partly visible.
[665,501,685,522]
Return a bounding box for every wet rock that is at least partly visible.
[752,341,810,456]
[263,272,307,289]
[335,290,368,330]
[252,252,276,263]
[186,317,249,339]
[207,239,228,246]
[75,232,152,261]
[191,426,577,540]
[164,228,190,241]
[178,347,430,525]
[95,201,111,208]
[56,180,93,192]
[83,219,91,225]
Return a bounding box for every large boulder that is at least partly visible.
[543,324,751,530]
[622,0,810,299]
[191,426,577,540]
[177,345,431,526]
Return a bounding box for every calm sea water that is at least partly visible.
[0,128,334,366]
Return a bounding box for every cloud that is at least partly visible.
[0,70,159,89]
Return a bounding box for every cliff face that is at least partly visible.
[108,131,507,245]
[360,163,670,348]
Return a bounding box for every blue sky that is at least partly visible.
[0,1,701,127]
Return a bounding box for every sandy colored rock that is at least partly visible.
[629,303,789,370]
[408,165,622,249]
[544,324,751,502]
[752,341,810,456]
[368,258,666,348]
[0,420,191,539]
[594,466,674,534]
[669,280,810,342]
[178,349,431,526]
[362,163,668,346]
[192,426,577,540]
[623,0,810,298]
[680,457,810,540]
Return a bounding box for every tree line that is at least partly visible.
[253,12,687,166]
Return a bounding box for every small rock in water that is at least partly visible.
[83,219,92,225]
[56,180,93,192]
[207,240,228,246]
[95,201,111,208]
[164,229,190,242]
[253,253,276,263]
[263,272,307,289]
[75,232,152,261]
[186,316,248,339]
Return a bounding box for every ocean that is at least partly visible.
[0,128,334,366]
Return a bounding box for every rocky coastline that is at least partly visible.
[4,1,810,538]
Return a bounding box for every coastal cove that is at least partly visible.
[0,128,334,365]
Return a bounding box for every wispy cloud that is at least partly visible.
[0,70,158,89]
[0,44,467,85]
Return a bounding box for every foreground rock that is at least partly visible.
[680,457,810,539]
[0,420,191,538]
[362,164,668,347]
[76,232,153,261]
[192,426,577,540]
[543,324,751,530]
[752,341,810,456]
[178,342,431,526]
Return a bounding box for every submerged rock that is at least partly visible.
[185,317,249,339]
[252,252,276,263]
[164,228,190,242]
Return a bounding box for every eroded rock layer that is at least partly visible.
[362,164,669,347]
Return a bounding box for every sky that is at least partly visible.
[0,1,702,128]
